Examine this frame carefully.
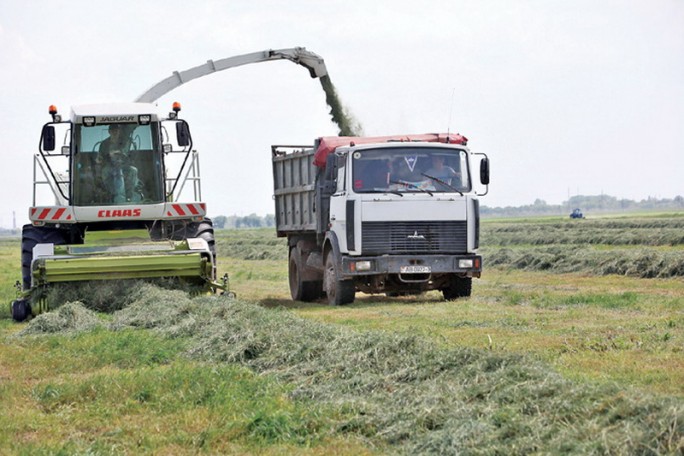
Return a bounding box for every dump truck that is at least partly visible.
[10,102,226,321]
[272,133,490,305]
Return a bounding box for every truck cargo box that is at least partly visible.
[272,146,317,235]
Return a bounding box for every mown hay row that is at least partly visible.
[482,246,684,278]
[18,285,684,454]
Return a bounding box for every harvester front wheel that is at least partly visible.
[189,219,217,280]
[164,218,217,280]
[21,225,66,291]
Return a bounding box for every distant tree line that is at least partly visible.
[481,194,684,217]
[212,214,276,229]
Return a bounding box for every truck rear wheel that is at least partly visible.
[324,253,355,306]
[442,275,472,300]
[289,249,322,302]
[21,225,66,291]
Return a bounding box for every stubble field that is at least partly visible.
[0,213,682,454]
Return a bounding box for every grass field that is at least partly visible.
[1,213,682,454]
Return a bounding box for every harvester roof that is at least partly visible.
[313,133,468,168]
[70,102,163,123]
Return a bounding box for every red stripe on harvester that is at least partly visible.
[188,204,199,215]
[52,208,66,220]
[38,208,50,220]
[200,203,206,212]
[31,208,37,216]
[172,204,186,216]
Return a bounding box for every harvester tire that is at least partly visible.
[442,275,472,300]
[21,225,66,291]
[165,218,217,280]
[324,253,355,306]
[289,249,322,302]
[186,219,216,280]
[11,299,31,322]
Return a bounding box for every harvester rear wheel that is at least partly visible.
[11,299,31,322]
[21,225,66,291]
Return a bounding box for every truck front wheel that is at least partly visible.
[442,275,472,300]
[324,253,355,306]
[289,249,322,302]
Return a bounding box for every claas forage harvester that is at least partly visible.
[10,102,229,321]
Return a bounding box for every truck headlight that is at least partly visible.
[458,259,474,269]
[354,260,372,271]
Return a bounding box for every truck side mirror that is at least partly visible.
[42,125,56,152]
[480,157,490,185]
[176,121,191,147]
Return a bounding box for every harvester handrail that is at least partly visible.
[164,148,202,202]
[33,154,68,206]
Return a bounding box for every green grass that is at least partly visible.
[0,324,370,455]
[4,288,683,454]
[1,214,683,453]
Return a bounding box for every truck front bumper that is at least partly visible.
[341,254,482,278]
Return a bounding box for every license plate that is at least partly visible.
[400,265,431,274]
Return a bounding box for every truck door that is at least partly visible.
[328,154,350,253]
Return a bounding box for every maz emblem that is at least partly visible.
[407,231,426,240]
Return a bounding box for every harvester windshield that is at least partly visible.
[352,147,471,194]
[72,123,164,206]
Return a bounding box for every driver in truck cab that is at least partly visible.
[98,124,143,204]
[424,155,461,190]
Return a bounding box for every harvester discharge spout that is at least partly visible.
[135,47,328,103]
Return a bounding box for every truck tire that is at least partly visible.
[21,225,66,291]
[324,253,355,306]
[289,249,323,302]
[442,276,472,300]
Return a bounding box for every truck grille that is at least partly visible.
[362,221,468,254]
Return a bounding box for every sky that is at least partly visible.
[1,0,682,227]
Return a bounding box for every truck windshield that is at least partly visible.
[351,147,471,194]
[71,123,164,206]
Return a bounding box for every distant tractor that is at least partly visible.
[11,102,228,322]
[570,208,585,219]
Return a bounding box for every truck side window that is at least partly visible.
[336,164,345,192]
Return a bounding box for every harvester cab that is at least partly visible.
[11,102,228,322]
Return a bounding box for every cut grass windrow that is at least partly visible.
[16,284,684,455]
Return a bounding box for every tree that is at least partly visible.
[213,215,228,229]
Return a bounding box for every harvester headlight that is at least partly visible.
[458,259,474,269]
[138,115,151,125]
[187,238,209,251]
[83,116,96,127]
